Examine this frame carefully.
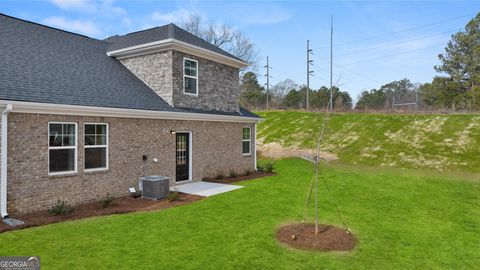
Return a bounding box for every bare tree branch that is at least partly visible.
[181,14,258,73]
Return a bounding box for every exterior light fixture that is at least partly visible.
[170,130,176,134]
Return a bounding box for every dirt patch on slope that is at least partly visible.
[258,142,338,161]
[276,223,356,251]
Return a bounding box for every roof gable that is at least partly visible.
[105,23,246,66]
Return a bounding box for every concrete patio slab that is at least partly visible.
[171,181,243,197]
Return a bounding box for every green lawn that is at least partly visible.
[0,158,479,269]
[257,111,480,172]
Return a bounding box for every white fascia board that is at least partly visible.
[0,100,261,123]
[107,38,248,69]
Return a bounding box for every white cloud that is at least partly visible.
[49,0,126,16]
[42,16,101,36]
[240,9,291,25]
[151,9,193,24]
[49,0,94,11]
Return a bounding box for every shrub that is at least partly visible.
[168,188,180,202]
[229,169,237,178]
[101,193,115,209]
[245,169,252,176]
[264,161,274,173]
[256,164,265,173]
[48,200,73,216]
[216,171,225,179]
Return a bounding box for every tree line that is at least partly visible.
[239,12,480,112]
[239,72,353,110]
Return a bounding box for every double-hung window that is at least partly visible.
[183,58,198,95]
[242,127,251,155]
[49,122,77,174]
[84,123,108,171]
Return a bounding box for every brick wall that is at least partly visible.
[171,51,240,113]
[7,113,255,213]
[119,50,240,113]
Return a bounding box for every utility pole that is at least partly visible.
[329,15,334,111]
[265,56,271,109]
[307,40,313,111]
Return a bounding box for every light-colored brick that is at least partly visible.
[7,113,255,213]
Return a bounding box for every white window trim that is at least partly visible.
[183,57,199,96]
[84,123,109,172]
[48,122,78,176]
[242,126,252,156]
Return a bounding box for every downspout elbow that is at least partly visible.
[2,104,12,115]
[1,104,12,218]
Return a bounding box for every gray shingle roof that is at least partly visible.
[106,23,243,62]
[0,13,259,119]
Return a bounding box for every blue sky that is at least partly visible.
[2,0,479,100]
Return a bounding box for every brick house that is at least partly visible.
[0,14,260,215]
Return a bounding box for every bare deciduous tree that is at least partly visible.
[181,14,258,72]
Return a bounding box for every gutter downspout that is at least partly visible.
[1,104,12,218]
[254,123,257,170]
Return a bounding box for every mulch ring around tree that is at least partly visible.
[276,223,357,252]
[0,193,203,234]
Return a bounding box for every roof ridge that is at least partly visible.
[0,12,101,41]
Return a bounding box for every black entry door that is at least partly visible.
[176,133,190,182]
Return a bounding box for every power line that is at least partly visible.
[313,57,382,84]
[316,28,458,60]
[316,12,474,49]
[337,42,445,67]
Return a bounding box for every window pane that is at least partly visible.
[96,125,106,135]
[243,128,250,140]
[185,67,197,77]
[64,124,75,136]
[49,124,62,136]
[243,141,250,154]
[185,77,197,94]
[63,135,75,146]
[96,135,106,145]
[184,60,197,77]
[85,147,107,169]
[85,135,95,146]
[49,149,75,173]
[49,135,62,147]
[85,124,95,135]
